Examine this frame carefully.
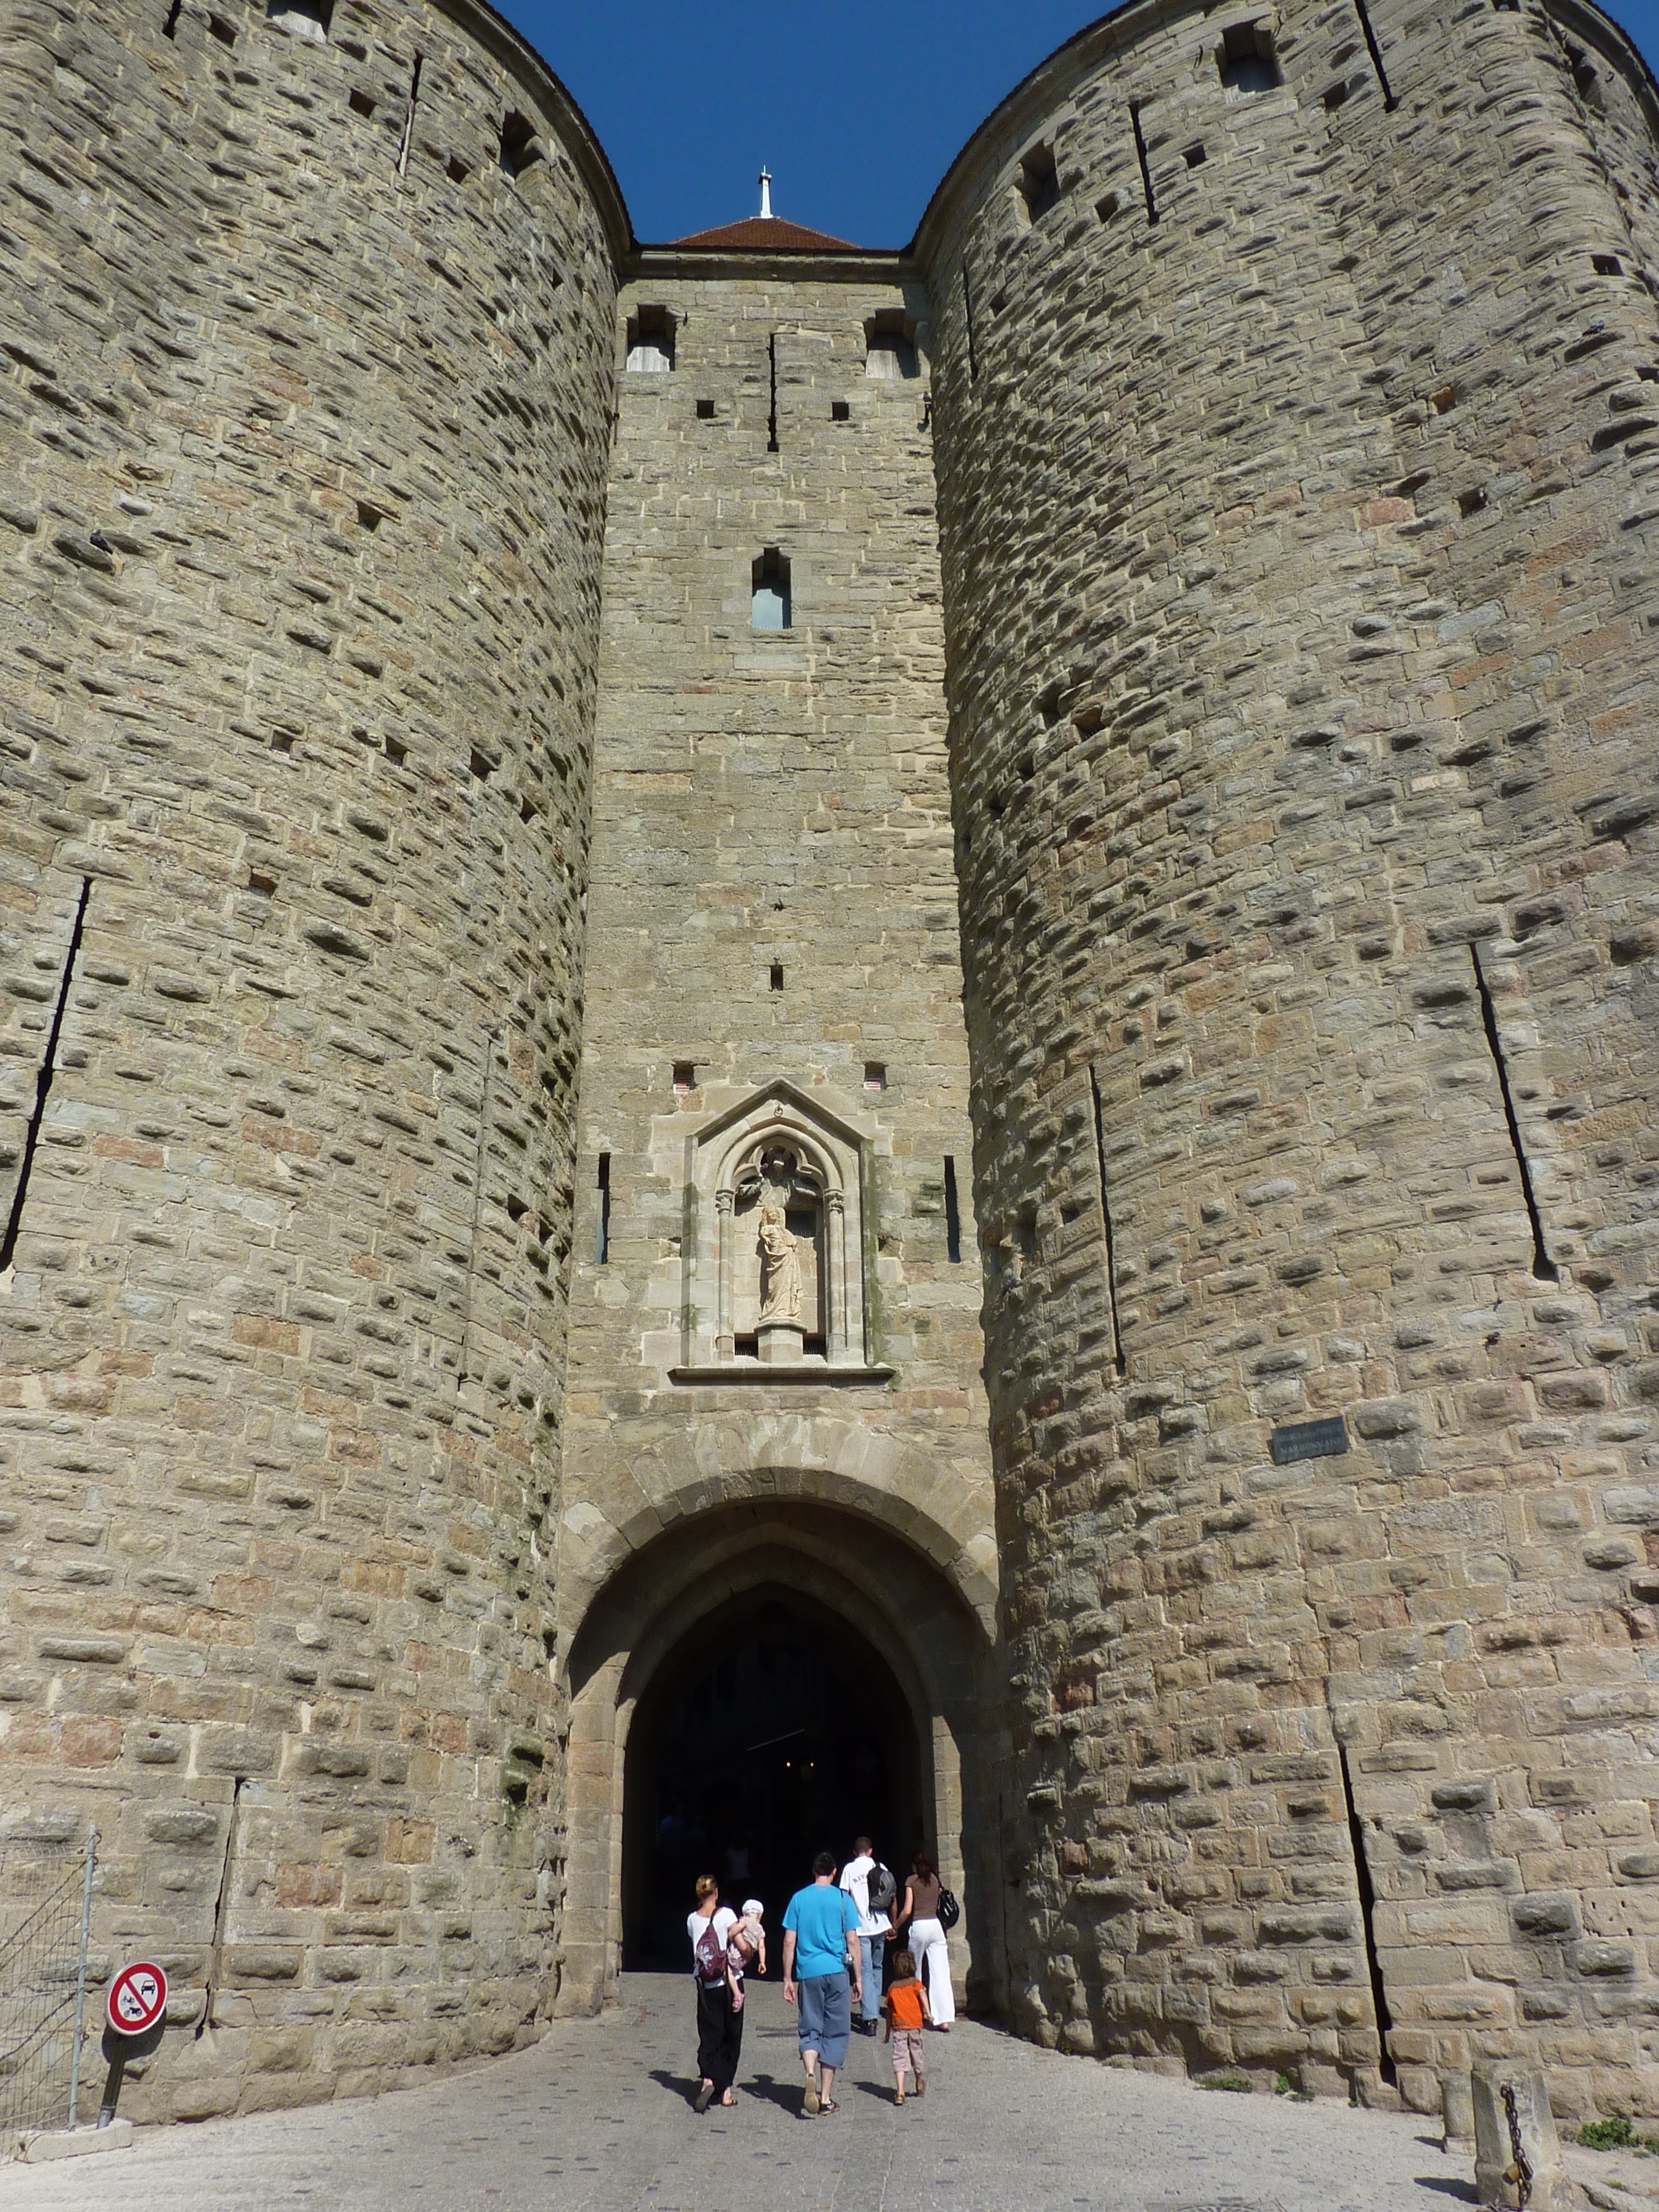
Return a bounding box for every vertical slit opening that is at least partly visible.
[396,52,422,176]
[1,876,92,1273]
[766,332,779,453]
[944,1156,962,1264]
[1087,1063,1128,1375]
[596,1151,611,1265]
[1337,1744,1398,2086]
[1130,102,1159,224]
[196,1776,246,2038]
[1470,945,1558,1281]
[962,261,979,383]
[163,0,183,35]
[1353,0,1399,109]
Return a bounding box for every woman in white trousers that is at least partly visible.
[895,1851,955,2028]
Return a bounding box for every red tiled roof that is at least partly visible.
[670,215,860,252]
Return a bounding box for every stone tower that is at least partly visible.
[0,0,623,2114]
[555,221,997,2015]
[2,0,1657,2136]
[919,0,1659,2120]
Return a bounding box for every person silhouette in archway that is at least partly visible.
[782,1849,862,2115]
[688,1875,740,2111]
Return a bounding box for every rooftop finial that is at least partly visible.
[759,166,773,220]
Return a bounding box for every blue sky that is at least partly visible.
[498,1,1659,249]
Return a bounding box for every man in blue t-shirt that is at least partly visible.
[782,1849,863,2115]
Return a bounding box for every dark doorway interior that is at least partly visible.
[623,1587,924,1969]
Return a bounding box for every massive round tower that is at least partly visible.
[0,0,622,2116]
[919,0,1659,2118]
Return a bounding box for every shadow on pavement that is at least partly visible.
[734,2071,806,2115]
[1413,2179,1479,2202]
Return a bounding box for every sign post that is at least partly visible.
[99,1962,169,2128]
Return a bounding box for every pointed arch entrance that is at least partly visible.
[557,1493,994,2014]
[622,1586,923,1965]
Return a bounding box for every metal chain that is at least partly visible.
[1501,2081,1535,2211]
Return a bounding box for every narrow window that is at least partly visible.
[751,548,791,631]
[943,1156,962,1264]
[1353,0,1398,109]
[830,400,850,421]
[672,1061,695,1094]
[1470,945,1558,1281]
[695,397,716,420]
[1088,1063,1129,1375]
[769,963,784,991]
[595,1152,611,1264]
[864,310,918,380]
[395,53,422,177]
[500,110,543,177]
[1338,1744,1398,2086]
[162,0,182,36]
[1219,22,1281,92]
[1130,102,1159,224]
[1,879,91,1272]
[961,260,979,382]
[766,331,779,451]
[863,1062,886,1091]
[267,0,331,39]
[625,305,675,372]
[1017,144,1061,223]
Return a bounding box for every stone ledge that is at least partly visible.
[668,1364,894,1386]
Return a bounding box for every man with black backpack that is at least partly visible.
[839,1835,896,2038]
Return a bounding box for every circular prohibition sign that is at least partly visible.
[107,1960,169,2038]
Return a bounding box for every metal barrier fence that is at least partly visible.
[0,1831,95,2147]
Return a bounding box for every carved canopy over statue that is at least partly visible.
[674,1079,885,1377]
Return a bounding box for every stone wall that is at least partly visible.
[557,263,1000,2009]
[920,0,1659,2119]
[0,0,621,2117]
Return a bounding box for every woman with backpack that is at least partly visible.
[893,1851,956,2030]
[687,1874,742,2111]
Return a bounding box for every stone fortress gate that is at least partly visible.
[2,0,1657,2135]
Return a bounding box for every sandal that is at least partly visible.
[819,2098,839,2115]
[802,2077,820,2116]
[915,2074,926,2097]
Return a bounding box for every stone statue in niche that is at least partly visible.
[757,1201,802,1323]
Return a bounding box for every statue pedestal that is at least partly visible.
[757,1321,804,1364]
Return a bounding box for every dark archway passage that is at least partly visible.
[622,1587,923,1968]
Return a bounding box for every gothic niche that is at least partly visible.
[674,1079,888,1380]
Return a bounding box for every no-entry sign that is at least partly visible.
[107,1961,168,2037]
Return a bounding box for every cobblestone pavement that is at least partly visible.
[3,1974,1490,2211]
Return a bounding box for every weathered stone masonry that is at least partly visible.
[4,0,1659,2133]
[0,0,623,2117]
[921,0,1659,2121]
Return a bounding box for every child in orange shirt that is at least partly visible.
[881,1947,933,2102]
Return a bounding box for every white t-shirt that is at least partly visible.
[840,1854,891,1938]
[687,1905,737,1979]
